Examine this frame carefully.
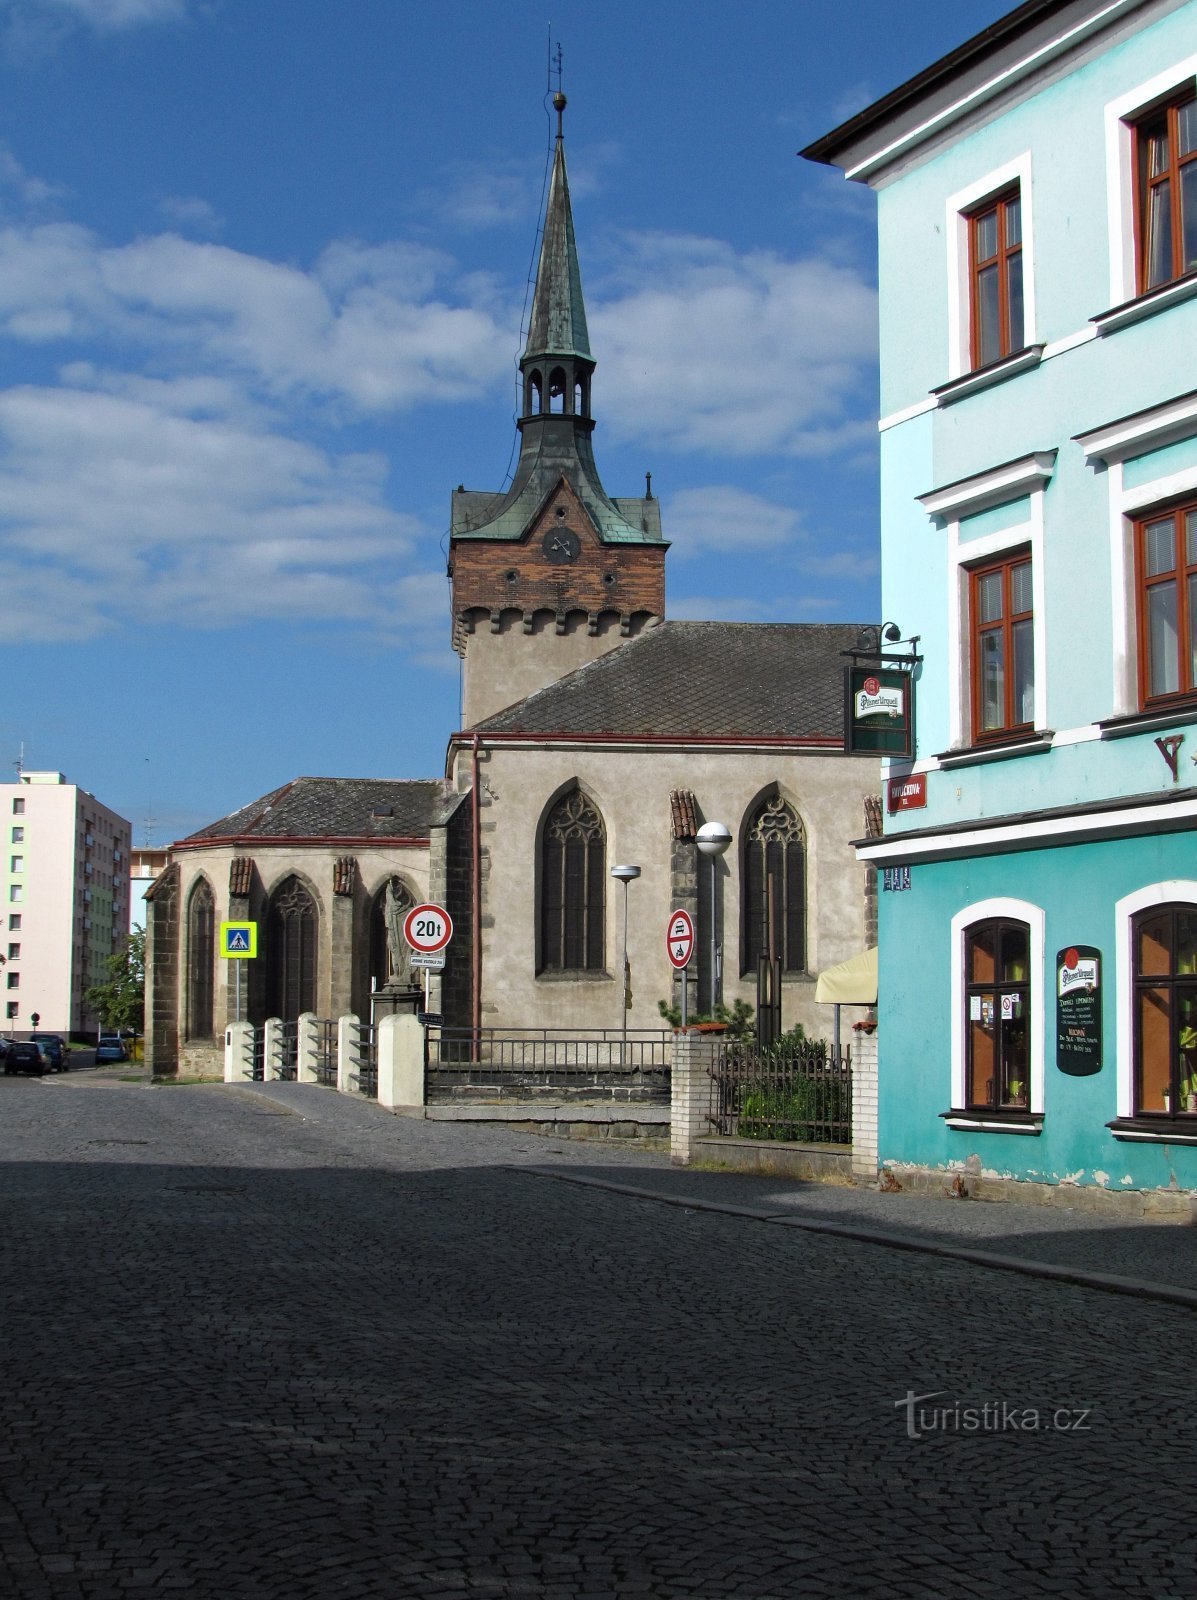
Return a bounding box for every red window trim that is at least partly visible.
[969,549,1034,743]
[1133,84,1197,295]
[967,186,1022,370]
[1134,495,1197,711]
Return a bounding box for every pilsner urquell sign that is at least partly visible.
[1056,944,1102,1076]
[845,666,914,758]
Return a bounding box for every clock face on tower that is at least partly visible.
[542,527,581,564]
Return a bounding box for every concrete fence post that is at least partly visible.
[296,1011,320,1083]
[851,1027,879,1184]
[262,1016,283,1081]
[223,1020,255,1084]
[671,1029,716,1165]
[337,1014,360,1094]
[377,1013,426,1115]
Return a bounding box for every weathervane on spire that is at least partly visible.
[553,42,566,136]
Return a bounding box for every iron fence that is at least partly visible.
[250,1028,265,1083]
[427,1026,671,1099]
[271,1020,299,1081]
[710,1037,852,1144]
[310,1018,336,1087]
[349,1021,377,1097]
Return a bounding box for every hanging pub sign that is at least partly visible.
[845,665,915,758]
[1056,944,1102,1076]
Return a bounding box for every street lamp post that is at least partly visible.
[610,864,641,1060]
[695,822,732,1015]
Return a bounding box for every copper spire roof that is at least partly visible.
[523,93,591,363]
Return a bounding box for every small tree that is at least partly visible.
[85,928,145,1034]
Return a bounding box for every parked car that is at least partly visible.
[5,1040,50,1076]
[29,1033,68,1072]
[95,1035,128,1064]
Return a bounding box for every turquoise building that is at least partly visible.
[807,0,1197,1205]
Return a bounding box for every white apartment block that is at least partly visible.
[1,772,132,1037]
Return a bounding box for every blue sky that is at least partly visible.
[0,0,1005,842]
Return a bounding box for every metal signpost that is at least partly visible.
[219,920,257,1023]
[666,909,695,1028]
[403,902,453,1011]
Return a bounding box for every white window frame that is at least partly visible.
[950,897,1046,1115]
[1077,397,1197,716]
[1104,54,1197,308]
[1114,880,1197,1118]
[945,154,1037,381]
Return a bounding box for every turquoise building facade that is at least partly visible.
[807,0,1197,1202]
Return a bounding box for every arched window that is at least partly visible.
[540,789,605,972]
[548,366,567,413]
[265,875,318,1021]
[187,878,214,1038]
[370,876,416,992]
[743,795,806,974]
[964,919,1030,1108]
[528,369,543,414]
[1132,904,1197,1115]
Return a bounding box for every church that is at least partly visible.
[144,93,879,1077]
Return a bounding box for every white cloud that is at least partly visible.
[14,0,187,30]
[0,222,516,409]
[664,485,801,556]
[157,194,223,236]
[591,232,877,457]
[0,380,442,638]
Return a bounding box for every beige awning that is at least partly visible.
[814,945,878,1005]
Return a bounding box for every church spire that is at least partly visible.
[523,92,591,368]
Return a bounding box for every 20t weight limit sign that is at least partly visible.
[403,903,453,971]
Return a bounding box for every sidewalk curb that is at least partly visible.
[516,1167,1197,1312]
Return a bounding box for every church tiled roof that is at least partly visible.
[182,778,451,843]
[470,621,869,740]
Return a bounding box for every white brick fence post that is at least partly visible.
[671,1029,717,1165]
[851,1027,879,1183]
[223,1020,255,1083]
[377,1014,426,1114]
[262,1017,283,1080]
[296,1011,320,1083]
[337,1014,360,1094]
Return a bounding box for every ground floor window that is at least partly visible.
[964,918,1031,1109]
[1133,903,1197,1114]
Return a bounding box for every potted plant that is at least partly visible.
[1008,1079,1027,1107]
[1181,1072,1197,1114]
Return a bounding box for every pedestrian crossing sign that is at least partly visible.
[220,920,258,959]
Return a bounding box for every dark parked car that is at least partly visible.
[29,1033,68,1071]
[5,1040,50,1076]
[95,1035,128,1064]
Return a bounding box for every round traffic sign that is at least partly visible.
[403,902,454,954]
[666,909,695,970]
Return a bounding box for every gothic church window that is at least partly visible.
[540,789,605,972]
[743,795,806,974]
[266,875,318,1021]
[187,878,215,1038]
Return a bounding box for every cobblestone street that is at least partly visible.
[1,1074,1194,1598]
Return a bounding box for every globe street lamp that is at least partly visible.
[695,822,732,1015]
[610,864,641,1060]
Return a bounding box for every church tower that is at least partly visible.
[449,92,667,728]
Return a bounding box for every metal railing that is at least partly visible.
[251,1028,266,1083]
[427,1026,671,1099]
[311,1018,336,1087]
[349,1021,376,1097]
[271,1020,299,1081]
[710,1037,851,1144]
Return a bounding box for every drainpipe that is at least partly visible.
[471,733,482,1059]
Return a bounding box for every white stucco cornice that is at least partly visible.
[1074,387,1197,464]
[918,450,1057,520]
